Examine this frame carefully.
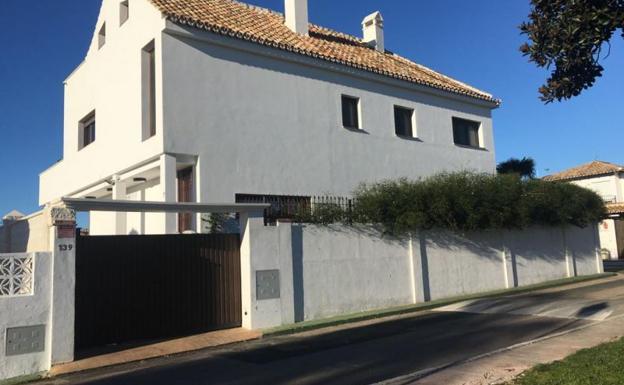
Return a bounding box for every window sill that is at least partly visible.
[454,143,488,151]
[343,126,369,134]
[78,143,95,152]
[396,135,422,142]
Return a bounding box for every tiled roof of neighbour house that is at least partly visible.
[607,203,624,215]
[149,0,499,105]
[543,161,624,182]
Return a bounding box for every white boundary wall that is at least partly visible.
[0,253,52,380]
[0,208,76,381]
[241,219,603,329]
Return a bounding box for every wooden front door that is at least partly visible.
[177,167,193,233]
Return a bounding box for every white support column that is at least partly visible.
[112,176,127,235]
[501,232,517,288]
[160,154,177,234]
[410,232,430,303]
[47,205,77,365]
[562,227,577,278]
[240,209,284,330]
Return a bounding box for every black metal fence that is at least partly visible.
[235,194,353,225]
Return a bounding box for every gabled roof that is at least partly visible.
[149,0,499,105]
[543,161,624,182]
[2,210,25,221]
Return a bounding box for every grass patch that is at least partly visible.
[510,337,624,385]
[264,273,614,337]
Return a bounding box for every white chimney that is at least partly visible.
[362,11,385,53]
[285,0,309,36]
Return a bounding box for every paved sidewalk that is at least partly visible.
[407,310,624,384]
[50,328,261,376]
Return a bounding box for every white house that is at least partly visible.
[544,160,624,259]
[39,0,500,235]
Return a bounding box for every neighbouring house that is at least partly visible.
[544,160,624,260]
[38,0,500,235]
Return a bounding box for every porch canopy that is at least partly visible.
[61,198,269,214]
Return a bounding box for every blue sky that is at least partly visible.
[1,0,622,217]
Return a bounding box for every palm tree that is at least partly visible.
[497,157,536,180]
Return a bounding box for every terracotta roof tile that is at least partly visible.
[543,161,624,182]
[149,0,499,104]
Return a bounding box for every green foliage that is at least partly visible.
[497,157,536,180]
[300,173,606,235]
[520,0,624,103]
[295,203,349,225]
[205,213,230,233]
[510,337,624,385]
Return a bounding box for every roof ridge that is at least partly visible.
[148,0,499,104]
[591,160,624,167]
[544,160,624,181]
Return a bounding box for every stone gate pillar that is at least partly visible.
[46,205,76,365]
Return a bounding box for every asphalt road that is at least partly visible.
[39,276,624,385]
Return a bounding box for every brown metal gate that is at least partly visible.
[615,220,624,259]
[75,233,242,351]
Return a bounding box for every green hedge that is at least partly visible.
[299,173,606,235]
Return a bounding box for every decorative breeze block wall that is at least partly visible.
[0,255,34,297]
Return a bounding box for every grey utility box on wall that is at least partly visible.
[5,325,46,356]
[256,270,280,300]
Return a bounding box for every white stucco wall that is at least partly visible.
[39,0,166,205]
[297,226,413,320]
[422,231,505,300]
[566,225,603,276]
[598,219,619,259]
[0,212,49,254]
[572,175,621,203]
[244,222,602,329]
[160,27,497,202]
[39,1,499,237]
[505,227,568,286]
[0,253,52,381]
[569,175,623,259]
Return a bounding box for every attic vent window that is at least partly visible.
[120,1,129,25]
[98,23,106,49]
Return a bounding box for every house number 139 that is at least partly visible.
[59,244,73,252]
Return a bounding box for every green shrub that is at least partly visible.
[295,203,348,225]
[301,172,606,235]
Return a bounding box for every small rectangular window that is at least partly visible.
[452,117,481,148]
[120,1,129,25]
[342,95,360,129]
[394,106,415,137]
[142,41,156,139]
[79,111,96,150]
[98,24,106,49]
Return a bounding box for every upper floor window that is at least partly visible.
[120,1,129,25]
[79,111,96,150]
[142,41,156,139]
[394,106,415,138]
[342,95,360,130]
[452,117,481,148]
[98,24,106,49]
